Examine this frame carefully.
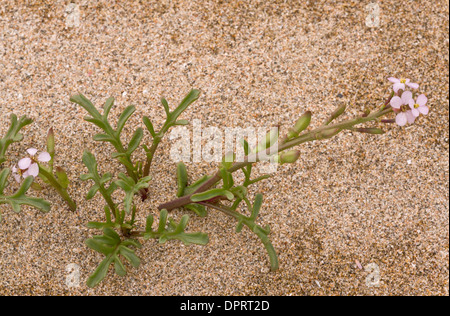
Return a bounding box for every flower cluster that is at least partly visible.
[12,148,50,183]
[388,77,429,126]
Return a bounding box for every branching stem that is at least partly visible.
[158,106,393,211]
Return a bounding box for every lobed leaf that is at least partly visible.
[85,227,142,288]
[144,209,209,245]
[0,114,33,165]
[0,170,51,220]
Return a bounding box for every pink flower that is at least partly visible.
[408,94,429,117]
[395,109,416,127]
[12,148,51,182]
[389,91,416,126]
[390,91,413,109]
[388,77,419,93]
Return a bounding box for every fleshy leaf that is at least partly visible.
[0,170,51,221]
[115,173,151,214]
[144,209,209,245]
[0,114,33,165]
[85,227,141,288]
[191,188,234,202]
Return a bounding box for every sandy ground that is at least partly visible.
[0,0,448,296]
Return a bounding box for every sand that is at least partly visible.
[0,0,448,296]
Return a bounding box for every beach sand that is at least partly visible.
[0,0,448,295]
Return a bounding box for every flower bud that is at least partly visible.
[318,128,341,140]
[288,111,311,139]
[353,127,385,134]
[324,104,346,125]
[275,150,300,164]
[46,128,55,157]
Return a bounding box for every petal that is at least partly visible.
[395,113,407,126]
[393,82,405,93]
[390,96,403,109]
[12,165,18,172]
[18,157,32,169]
[406,110,416,124]
[418,105,429,115]
[401,90,413,104]
[388,77,400,83]
[38,151,51,162]
[416,94,427,106]
[28,163,39,177]
[26,148,38,156]
[411,108,420,117]
[14,173,21,183]
[406,82,419,89]
[404,78,411,83]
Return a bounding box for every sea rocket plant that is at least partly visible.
[0,76,430,288]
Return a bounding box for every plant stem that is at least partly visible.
[142,134,162,177]
[38,167,77,212]
[158,107,393,211]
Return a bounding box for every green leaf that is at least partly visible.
[70,94,102,119]
[81,151,99,175]
[84,116,109,131]
[127,128,143,154]
[118,245,141,268]
[0,114,33,165]
[174,120,189,126]
[240,138,250,156]
[142,116,156,138]
[103,227,121,243]
[145,215,154,233]
[221,152,235,170]
[157,209,169,234]
[86,221,113,229]
[0,171,51,219]
[176,162,188,197]
[114,256,127,276]
[251,194,263,220]
[55,167,69,189]
[116,105,136,136]
[85,238,114,255]
[191,188,234,202]
[93,133,116,144]
[86,255,114,288]
[144,209,208,245]
[170,89,200,121]
[183,175,211,196]
[85,228,142,288]
[0,168,10,195]
[161,97,170,117]
[74,95,139,182]
[103,97,115,119]
[184,203,207,217]
[115,173,151,214]
[219,167,234,190]
[172,231,209,246]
